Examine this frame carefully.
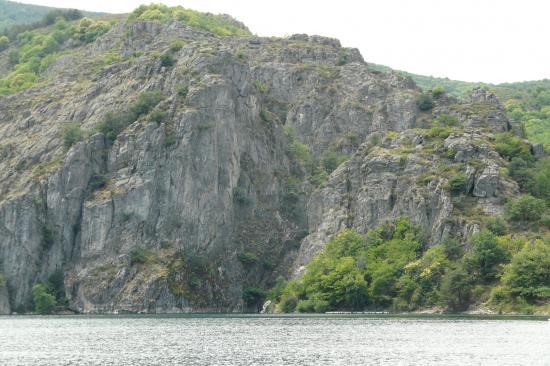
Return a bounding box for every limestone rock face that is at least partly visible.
[0,17,519,312]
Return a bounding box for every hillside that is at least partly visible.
[369,63,550,150]
[0,0,103,30]
[0,4,548,316]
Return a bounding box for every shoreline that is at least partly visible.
[1,312,548,321]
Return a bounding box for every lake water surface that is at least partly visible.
[0,314,548,365]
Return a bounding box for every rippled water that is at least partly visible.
[0,314,548,365]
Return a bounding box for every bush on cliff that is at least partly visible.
[32,284,56,315]
[98,91,162,142]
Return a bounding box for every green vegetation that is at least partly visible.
[284,127,348,188]
[128,4,251,36]
[506,195,546,225]
[448,173,468,195]
[254,80,269,93]
[129,248,156,265]
[0,1,101,32]
[237,251,259,266]
[177,86,188,98]
[0,35,8,51]
[98,91,163,143]
[160,52,175,67]
[41,223,56,250]
[367,64,550,148]
[494,133,532,161]
[0,12,111,95]
[62,122,83,149]
[167,251,215,301]
[416,93,434,111]
[31,283,56,314]
[273,218,550,314]
[88,174,108,192]
[501,241,550,302]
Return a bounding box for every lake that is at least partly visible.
[0,314,548,365]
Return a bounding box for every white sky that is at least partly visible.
[16,0,550,84]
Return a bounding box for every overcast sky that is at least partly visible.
[18,0,550,84]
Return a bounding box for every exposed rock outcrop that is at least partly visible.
[0,14,519,313]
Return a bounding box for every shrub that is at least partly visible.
[88,174,108,192]
[279,295,298,313]
[435,114,458,127]
[431,86,445,98]
[494,133,533,161]
[41,223,56,250]
[417,93,434,111]
[177,86,188,98]
[506,195,546,223]
[73,17,110,44]
[485,217,508,236]
[170,41,185,52]
[337,51,348,66]
[237,251,258,266]
[129,248,155,265]
[148,110,166,123]
[254,80,268,93]
[321,151,349,174]
[426,125,452,139]
[0,36,8,52]
[32,284,56,314]
[62,122,83,149]
[160,52,175,67]
[164,133,176,147]
[98,91,163,142]
[448,173,468,195]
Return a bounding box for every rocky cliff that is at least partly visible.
[0,7,528,313]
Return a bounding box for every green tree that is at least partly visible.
[494,133,533,161]
[32,284,56,314]
[529,158,550,201]
[506,195,546,223]
[439,264,472,311]
[417,93,434,111]
[502,240,550,301]
[466,230,510,283]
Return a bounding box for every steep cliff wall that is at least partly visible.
[0,12,522,313]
